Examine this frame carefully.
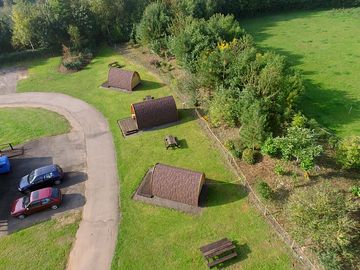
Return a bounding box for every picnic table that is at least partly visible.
[200,238,238,268]
[164,135,180,149]
[143,95,154,101]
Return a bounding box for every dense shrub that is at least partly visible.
[169,14,244,71]
[336,136,360,169]
[350,186,360,197]
[225,139,246,159]
[256,181,273,200]
[136,1,172,54]
[61,45,92,71]
[242,148,256,164]
[262,127,323,172]
[288,183,360,269]
[0,17,12,53]
[208,89,239,127]
[170,0,217,18]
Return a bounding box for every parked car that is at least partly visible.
[11,187,62,219]
[0,155,11,174]
[18,164,64,193]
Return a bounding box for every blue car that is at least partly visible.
[18,164,64,193]
[0,155,11,174]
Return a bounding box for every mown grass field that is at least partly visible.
[0,109,78,270]
[0,107,70,146]
[16,47,295,269]
[241,8,360,137]
[0,213,80,270]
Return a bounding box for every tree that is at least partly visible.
[238,89,268,149]
[288,183,360,269]
[136,1,172,53]
[0,17,12,53]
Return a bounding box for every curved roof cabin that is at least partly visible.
[151,163,205,206]
[107,67,141,91]
[131,96,178,129]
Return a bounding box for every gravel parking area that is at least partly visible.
[0,131,86,236]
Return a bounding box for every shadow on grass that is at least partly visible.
[200,179,247,207]
[218,241,251,269]
[135,80,166,92]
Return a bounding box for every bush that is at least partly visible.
[256,181,273,200]
[350,186,360,197]
[288,183,360,269]
[336,136,360,169]
[225,139,246,158]
[274,163,286,176]
[208,90,239,127]
[261,137,279,157]
[61,45,92,71]
[263,127,323,172]
[242,148,256,164]
[291,112,307,128]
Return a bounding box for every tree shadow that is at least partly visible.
[200,179,247,208]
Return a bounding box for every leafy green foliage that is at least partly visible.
[274,163,286,176]
[242,148,256,164]
[256,181,273,200]
[0,17,12,53]
[225,139,246,158]
[136,1,172,54]
[288,183,360,269]
[208,89,239,127]
[349,186,360,197]
[336,136,360,169]
[262,127,323,172]
[169,13,244,71]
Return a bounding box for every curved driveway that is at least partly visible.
[0,92,119,270]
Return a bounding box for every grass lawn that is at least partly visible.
[0,107,70,146]
[0,213,80,270]
[0,108,77,270]
[16,47,295,269]
[241,8,360,137]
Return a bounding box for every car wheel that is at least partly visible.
[54,180,61,185]
[18,214,26,219]
[51,205,59,210]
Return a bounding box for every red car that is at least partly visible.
[11,187,62,219]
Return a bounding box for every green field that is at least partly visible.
[0,213,80,270]
[241,8,360,137]
[15,47,295,269]
[0,107,70,146]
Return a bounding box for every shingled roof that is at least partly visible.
[107,67,141,91]
[131,96,178,129]
[151,163,205,206]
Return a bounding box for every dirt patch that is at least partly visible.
[0,67,28,94]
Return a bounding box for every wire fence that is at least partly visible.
[191,108,322,270]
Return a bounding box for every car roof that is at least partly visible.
[0,156,9,165]
[30,187,53,202]
[33,164,58,176]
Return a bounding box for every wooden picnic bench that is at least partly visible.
[200,238,238,268]
[164,135,180,149]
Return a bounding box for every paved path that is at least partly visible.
[0,92,119,270]
[0,67,28,94]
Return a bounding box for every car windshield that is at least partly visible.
[22,196,30,208]
[28,171,36,184]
